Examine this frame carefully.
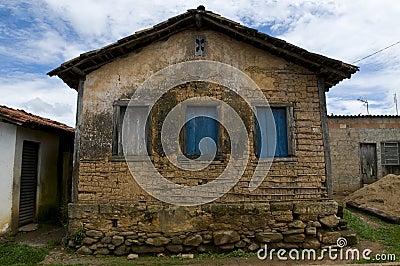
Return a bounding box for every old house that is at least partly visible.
[49,6,357,255]
[329,115,400,194]
[0,106,74,235]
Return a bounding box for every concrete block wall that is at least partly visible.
[328,116,400,194]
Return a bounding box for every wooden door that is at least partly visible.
[19,141,39,226]
[360,143,377,185]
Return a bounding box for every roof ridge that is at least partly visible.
[48,5,358,91]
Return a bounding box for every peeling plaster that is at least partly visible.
[0,223,9,233]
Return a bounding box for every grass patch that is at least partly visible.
[100,255,189,266]
[380,223,400,259]
[0,242,48,266]
[344,208,378,241]
[46,265,87,266]
[344,208,400,263]
[197,249,255,260]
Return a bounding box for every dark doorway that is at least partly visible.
[19,141,39,226]
[360,143,377,185]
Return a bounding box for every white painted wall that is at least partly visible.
[0,122,16,235]
[12,126,60,231]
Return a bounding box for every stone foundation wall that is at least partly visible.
[68,201,352,255]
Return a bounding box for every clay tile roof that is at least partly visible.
[0,105,74,134]
[48,6,358,91]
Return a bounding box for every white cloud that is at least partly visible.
[21,97,72,118]
[274,0,400,116]
[278,1,400,61]
[0,72,77,126]
[1,0,399,127]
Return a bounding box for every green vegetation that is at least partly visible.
[101,256,187,266]
[59,205,69,229]
[381,223,400,258]
[197,248,255,259]
[69,227,85,246]
[0,242,254,266]
[344,208,400,263]
[46,264,87,266]
[344,208,378,241]
[0,242,47,266]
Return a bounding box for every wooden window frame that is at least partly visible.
[381,142,400,165]
[180,99,222,160]
[111,100,151,160]
[253,103,295,160]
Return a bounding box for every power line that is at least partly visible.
[352,40,400,64]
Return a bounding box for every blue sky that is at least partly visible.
[1,0,399,126]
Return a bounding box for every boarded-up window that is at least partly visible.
[256,106,294,158]
[381,142,400,165]
[113,103,149,156]
[185,106,217,156]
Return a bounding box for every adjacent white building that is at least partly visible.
[0,105,74,235]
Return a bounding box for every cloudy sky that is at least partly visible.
[1,0,399,126]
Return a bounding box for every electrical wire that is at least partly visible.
[352,40,400,64]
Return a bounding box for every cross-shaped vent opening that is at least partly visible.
[195,35,206,56]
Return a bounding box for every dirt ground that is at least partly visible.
[40,242,399,266]
[39,246,370,266]
[15,224,65,247]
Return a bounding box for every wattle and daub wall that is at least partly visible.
[69,29,350,255]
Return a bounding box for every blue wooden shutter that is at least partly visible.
[186,106,217,156]
[257,107,288,158]
[273,108,288,157]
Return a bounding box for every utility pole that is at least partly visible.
[395,93,398,115]
[357,98,369,115]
